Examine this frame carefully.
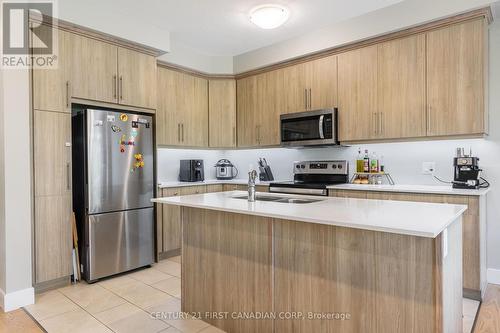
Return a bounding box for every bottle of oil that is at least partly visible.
[363,149,370,173]
[370,152,379,173]
[356,148,364,173]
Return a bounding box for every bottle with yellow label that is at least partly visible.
[356,148,364,173]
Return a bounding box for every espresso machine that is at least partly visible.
[452,148,484,189]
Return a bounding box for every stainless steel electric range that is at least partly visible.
[269,160,349,196]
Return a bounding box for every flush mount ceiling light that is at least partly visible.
[249,4,290,29]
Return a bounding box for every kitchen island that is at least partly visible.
[152,191,467,333]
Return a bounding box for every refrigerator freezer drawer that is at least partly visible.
[88,208,154,281]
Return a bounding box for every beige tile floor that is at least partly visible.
[25,256,222,333]
[24,255,479,333]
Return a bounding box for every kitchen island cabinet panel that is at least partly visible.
[329,189,484,299]
[175,204,462,333]
[182,208,274,333]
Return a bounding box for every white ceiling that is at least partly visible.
[59,0,404,56]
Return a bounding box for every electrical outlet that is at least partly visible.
[422,162,436,175]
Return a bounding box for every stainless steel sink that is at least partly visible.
[231,194,323,204]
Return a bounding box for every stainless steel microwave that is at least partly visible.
[280,108,338,147]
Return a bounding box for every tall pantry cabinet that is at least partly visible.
[31,22,160,287]
[32,26,73,285]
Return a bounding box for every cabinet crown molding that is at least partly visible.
[29,13,167,57]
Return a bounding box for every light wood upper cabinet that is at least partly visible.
[237,72,281,147]
[281,63,307,113]
[426,19,487,136]
[307,55,338,110]
[377,34,426,139]
[279,56,337,114]
[71,34,118,104]
[182,74,208,147]
[259,70,282,146]
[237,75,260,147]
[337,45,378,142]
[209,79,236,148]
[156,67,183,145]
[156,67,208,147]
[117,47,157,109]
[33,27,72,113]
[33,111,72,197]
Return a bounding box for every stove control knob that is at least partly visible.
[332,164,337,169]
[338,164,343,169]
[296,165,300,169]
[300,164,306,169]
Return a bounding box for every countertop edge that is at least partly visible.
[327,184,491,196]
[151,195,467,239]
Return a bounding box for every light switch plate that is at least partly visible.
[422,162,436,175]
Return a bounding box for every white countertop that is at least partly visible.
[152,191,467,238]
[327,183,490,196]
[158,179,272,188]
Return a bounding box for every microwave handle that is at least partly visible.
[319,115,325,139]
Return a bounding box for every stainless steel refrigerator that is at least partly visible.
[72,106,155,282]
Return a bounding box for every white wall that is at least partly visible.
[158,40,234,75]
[0,67,34,310]
[234,0,497,73]
[57,0,171,53]
[0,53,6,300]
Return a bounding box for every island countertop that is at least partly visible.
[152,191,467,238]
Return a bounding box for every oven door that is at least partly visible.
[280,108,338,147]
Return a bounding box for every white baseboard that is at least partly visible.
[0,287,34,312]
[487,268,500,285]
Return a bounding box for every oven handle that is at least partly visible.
[319,115,325,139]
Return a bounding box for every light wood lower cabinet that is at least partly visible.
[329,189,483,299]
[158,186,207,253]
[157,184,268,255]
[222,184,268,192]
[34,195,73,283]
[33,110,73,284]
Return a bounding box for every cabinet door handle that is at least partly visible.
[373,112,377,135]
[181,123,184,142]
[113,75,117,99]
[304,89,308,110]
[178,123,181,142]
[427,105,432,134]
[233,126,236,145]
[119,76,123,100]
[66,81,70,108]
[66,162,71,191]
[378,112,383,136]
[309,88,312,110]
